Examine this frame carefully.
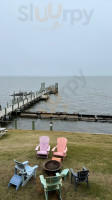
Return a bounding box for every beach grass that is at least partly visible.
[0,129,112,200]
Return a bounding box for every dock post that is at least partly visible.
[12,104,14,112]
[95,115,97,122]
[14,92,15,101]
[32,121,35,130]
[7,102,8,108]
[17,99,19,109]
[31,92,32,101]
[0,105,2,111]
[15,109,17,117]
[5,108,7,116]
[41,83,45,91]
[9,113,11,120]
[12,99,14,105]
[15,119,17,129]
[50,122,53,131]
[55,83,58,92]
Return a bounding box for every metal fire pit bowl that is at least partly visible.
[43,160,62,174]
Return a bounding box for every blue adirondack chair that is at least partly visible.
[8,159,38,190]
[40,173,62,200]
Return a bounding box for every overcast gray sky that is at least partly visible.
[0,0,112,76]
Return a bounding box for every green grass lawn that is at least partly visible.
[0,129,112,200]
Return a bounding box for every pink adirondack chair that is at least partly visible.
[52,137,67,159]
[35,136,50,158]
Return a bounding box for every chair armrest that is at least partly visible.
[47,145,50,151]
[22,161,29,165]
[56,173,60,176]
[60,169,69,176]
[33,165,38,170]
[70,168,78,177]
[24,165,38,174]
[52,146,57,151]
[39,175,47,188]
[83,167,87,171]
[73,172,78,177]
[35,145,40,151]
[71,168,74,174]
[63,147,67,154]
[83,167,89,176]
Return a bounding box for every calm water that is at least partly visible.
[0,76,112,134]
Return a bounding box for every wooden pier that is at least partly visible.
[0,83,58,122]
[1,82,112,124]
[20,111,112,123]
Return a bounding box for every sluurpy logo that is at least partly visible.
[18,3,94,31]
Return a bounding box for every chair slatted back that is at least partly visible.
[57,137,67,152]
[78,170,89,182]
[46,176,61,186]
[39,136,50,151]
[14,159,25,171]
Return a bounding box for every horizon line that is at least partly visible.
[0,75,112,77]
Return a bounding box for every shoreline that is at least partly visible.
[7,129,112,136]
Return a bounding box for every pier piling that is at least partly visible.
[32,121,35,130]
[15,119,17,129]
[50,122,53,131]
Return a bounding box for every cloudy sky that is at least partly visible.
[0,0,112,76]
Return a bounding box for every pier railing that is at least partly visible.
[0,83,58,121]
